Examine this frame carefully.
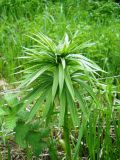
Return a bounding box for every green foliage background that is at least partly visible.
[0,0,120,81]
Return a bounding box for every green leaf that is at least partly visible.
[27,35,50,51]
[5,113,18,132]
[64,33,69,48]
[4,93,18,107]
[39,128,50,138]
[15,122,49,156]
[59,89,66,126]
[65,71,75,100]
[15,122,29,148]
[0,107,7,116]
[52,68,59,102]
[38,32,56,52]
[22,81,51,104]
[61,58,66,69]
[73,118,87,160]
[75,88,88,119]
[66,91,79,126]
[27,90,47,122]
[26,66,49,86]
[41,89,52,123]
[59,63,64,95]
[49,139,58,160]
[78,80,99,106]
[46,104,54,126]
[26,131,48,156]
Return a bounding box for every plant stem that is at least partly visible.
[63,106,72,160]
[26,146,32,160]
[7,142,11,160]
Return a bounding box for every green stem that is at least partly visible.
[26,145,32,160]
[7,142,11,160]
[63,106,72,160]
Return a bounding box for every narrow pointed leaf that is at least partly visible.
[66,91,79,126]
[52,68,59,102]
[73,119,87,160]
[41,89,52,123]
[27,90,47,122]
[59,63,64,95]
[61,58,66,69]
[64,33,69,47]
[78,80,99,106]
[65,71,75,100]
[75,88,88,119]
[27,66,48,86]
[59,89,66,126]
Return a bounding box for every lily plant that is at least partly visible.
[18,33,103,160]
